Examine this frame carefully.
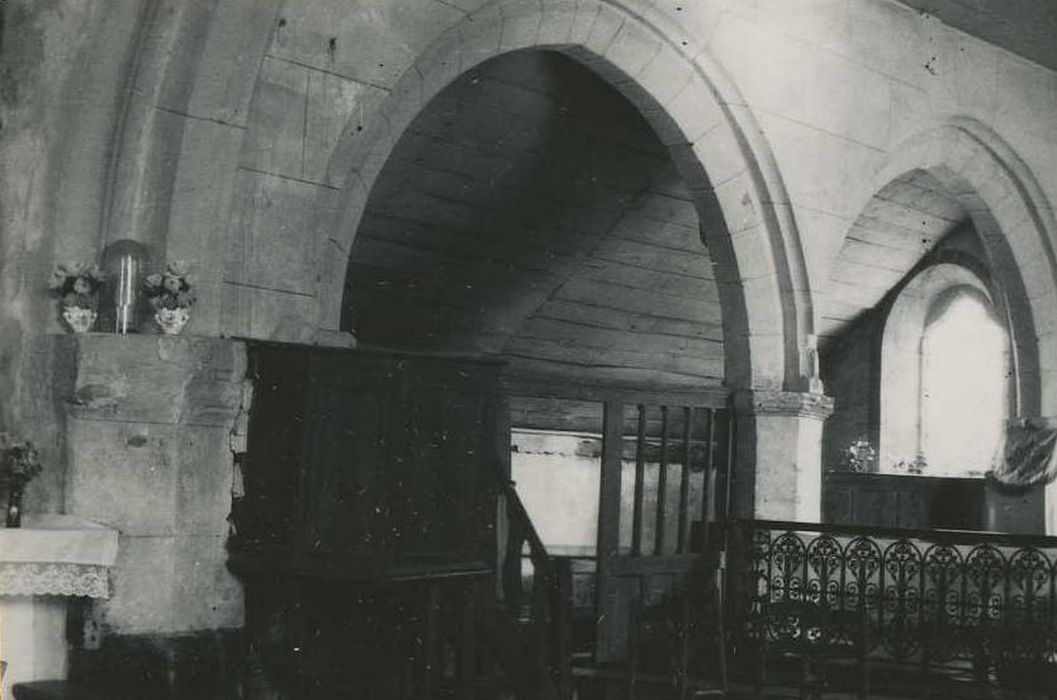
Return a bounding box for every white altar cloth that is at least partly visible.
[0,515,118,698]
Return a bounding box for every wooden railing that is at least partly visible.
[726,519,1057,697]
[615,552,728,699]
[497,479,574,699]
[626,404,725,557]
[495,389,732,698]
[583,400,730,697]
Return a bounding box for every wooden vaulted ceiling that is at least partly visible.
[344,51,724,390]
[820,170,969,339]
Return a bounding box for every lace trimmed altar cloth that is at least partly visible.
[0,515,118,695]
[0,514,118,599]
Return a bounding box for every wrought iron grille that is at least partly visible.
[729,520,1057,672]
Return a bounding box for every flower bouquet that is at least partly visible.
[145,261,196,334]
[48,262,106,332]
[0,433,41,527]
[840,438,877,473]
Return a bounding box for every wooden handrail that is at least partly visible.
[495,393,732,698]
[500,479,557,584]
[492,469,573,698]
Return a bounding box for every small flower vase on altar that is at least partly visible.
[155,306,191,335]
[145,261,196,335]
[840,438,877,473]
[0,434,40,529]
[5,479,24,528]
[49,262,104,334]
[61,306,97,333]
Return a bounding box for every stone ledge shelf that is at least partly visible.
[0,515,118,697]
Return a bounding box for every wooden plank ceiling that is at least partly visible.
[819,170,967,339]
[344,51,723,391]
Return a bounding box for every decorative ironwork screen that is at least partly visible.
[729,520,1057,674]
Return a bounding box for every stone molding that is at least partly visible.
[734,389,834,420]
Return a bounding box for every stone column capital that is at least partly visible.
[733,389,834,420]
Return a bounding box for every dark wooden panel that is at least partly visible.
[240,346,310,549]
[300,382,386,556]
[235,344,503,573]
[822,472,985,530]
[396,385,494,559]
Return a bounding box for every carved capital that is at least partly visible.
[734,389,834,420]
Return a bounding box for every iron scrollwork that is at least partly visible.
[736,520,1057,685]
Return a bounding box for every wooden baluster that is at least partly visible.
[457,581,477,700]
[625,580,642,700]
[677,406,692,553]
[555,558,574,699]
[677,579,691,699]
[721,407,736,522]
[242,574,271,696]
[632,404,647,557]
[503,499,526,614]
[533,572,550,692]
[289,576,309,699]
[655,405,670,556]
[423,581,441,698]
[701,409,715,525]
[716,551,729,693]
[494,397,512,598]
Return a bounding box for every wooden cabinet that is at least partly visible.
[232,343,504,577]
[230,345,506,695]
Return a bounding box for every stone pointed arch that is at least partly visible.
[312,0,814,392]
[851,119,1057,417]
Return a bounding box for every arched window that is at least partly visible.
[880,264,1009,476]
[919,291,1008,474]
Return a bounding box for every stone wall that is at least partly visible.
[0,0,149,515]
[55,334,246,640]
[1,8,1057,678]
[210,0,1057,395]
[4,0,1057,405]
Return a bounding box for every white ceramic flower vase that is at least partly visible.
[155,307,191,335]
[61,306,97,333]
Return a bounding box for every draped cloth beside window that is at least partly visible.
[988,418,1057,488]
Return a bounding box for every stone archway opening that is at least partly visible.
[821,167,1044,470]
[819,124,1057,533]
[300,0,831,521]
[311,0,820,397]
[336,51,741,660]
[342,49,726,393]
